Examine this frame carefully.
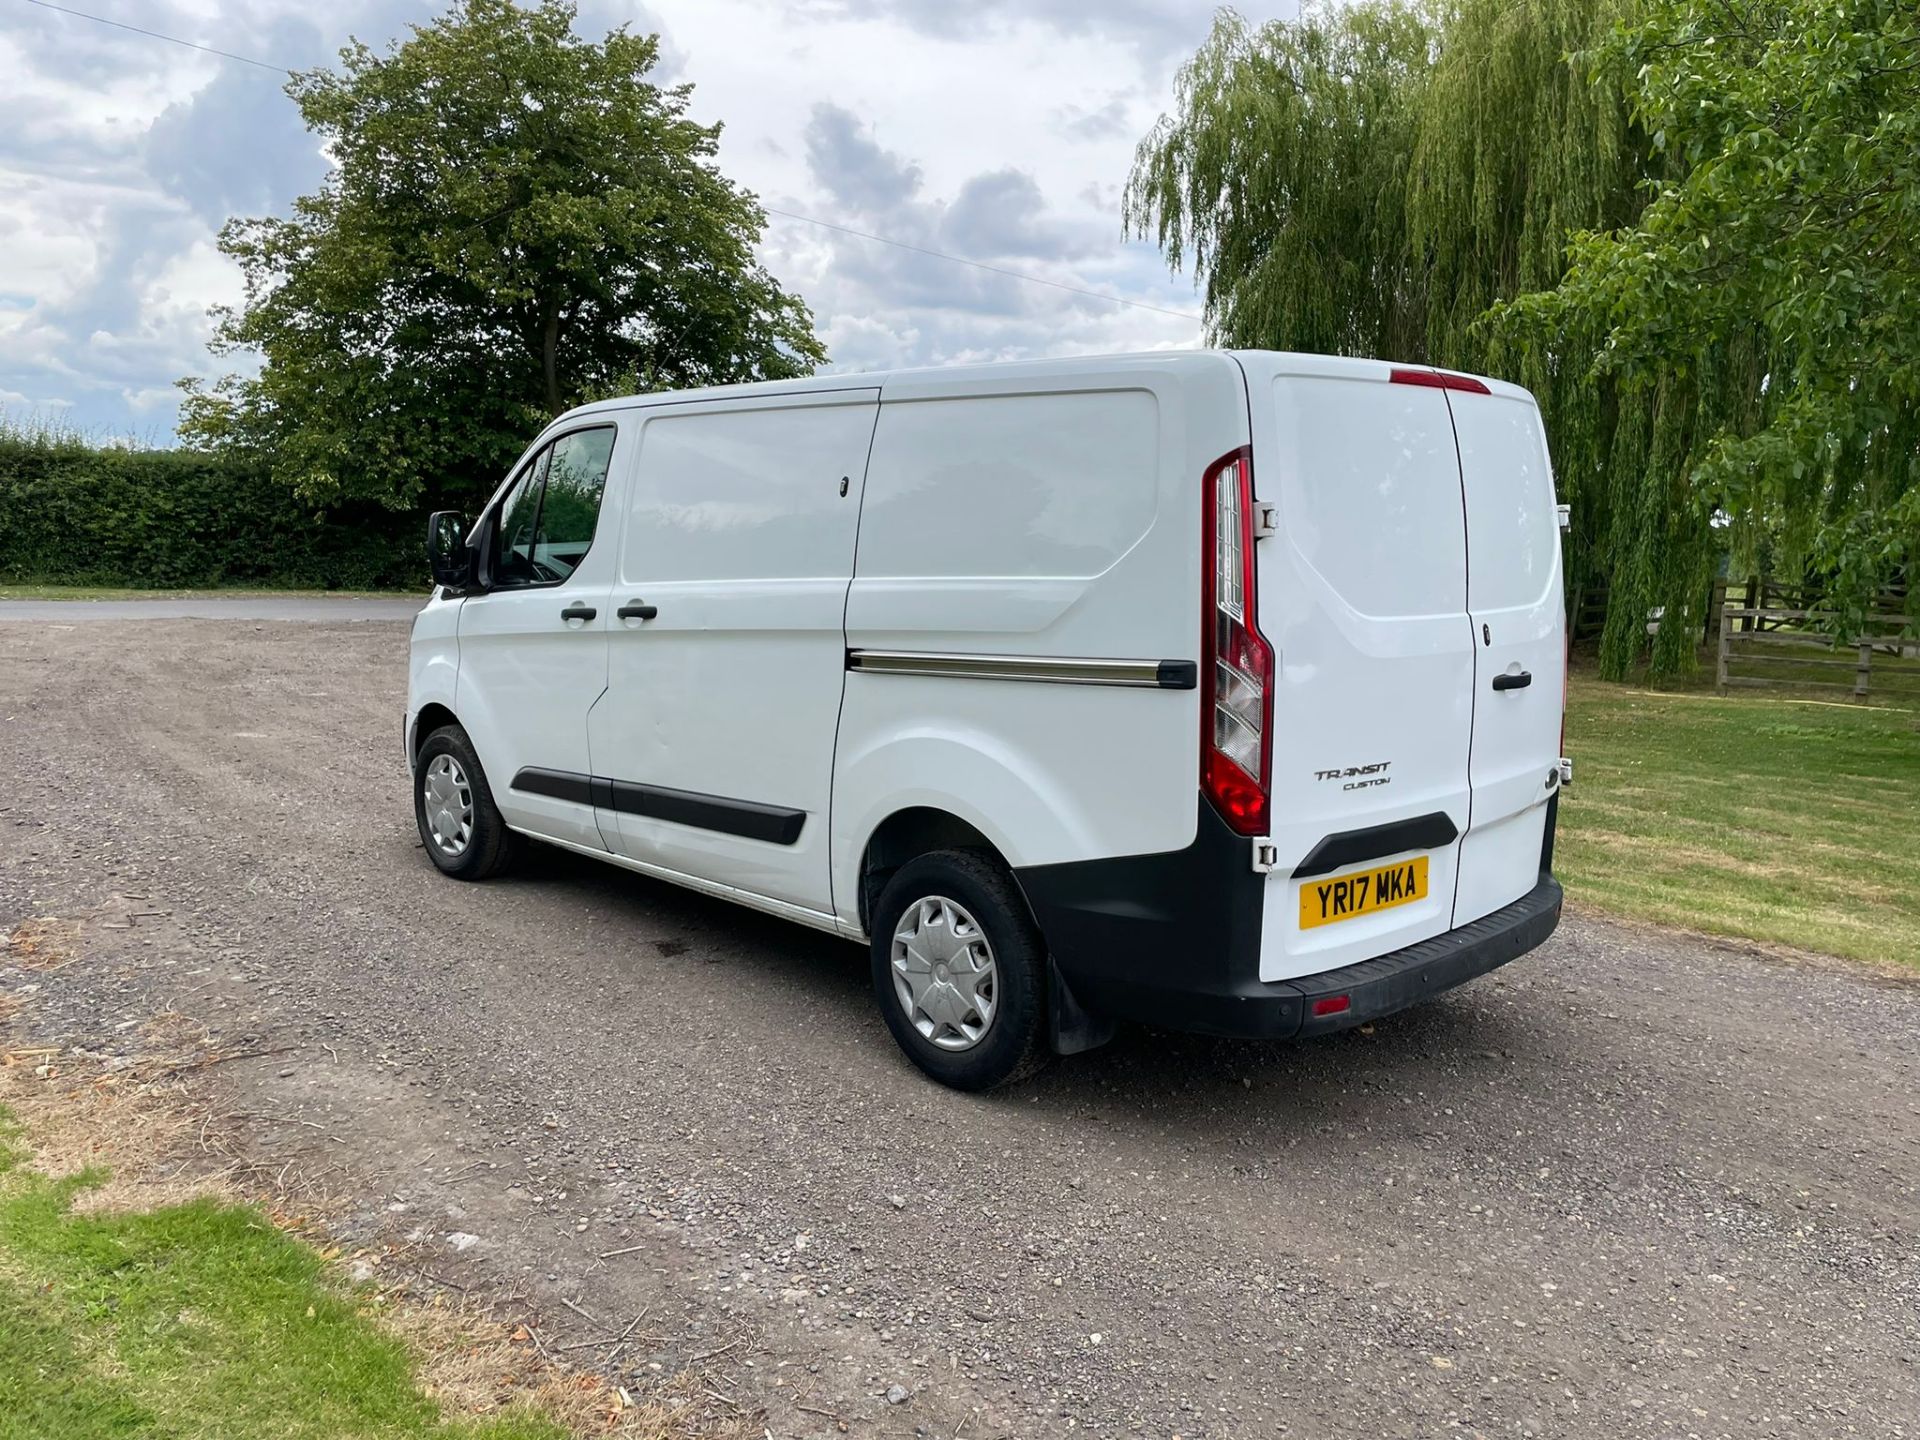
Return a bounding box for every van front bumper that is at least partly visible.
[1016,799,1563,1044]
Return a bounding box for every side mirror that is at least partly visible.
[425,511,472,590]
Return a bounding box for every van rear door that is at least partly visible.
[1236,354,1477,982]
[1446,382,1565,926]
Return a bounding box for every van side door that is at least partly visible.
[455,423,623,852]
[587,390,880,916]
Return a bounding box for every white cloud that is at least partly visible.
[147,238,246,326]
[0,389,74,411]
[122,385,180,412]
[0,0,1300,440]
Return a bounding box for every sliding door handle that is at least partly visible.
[617,600,658,621]
[1491,669,1532,692]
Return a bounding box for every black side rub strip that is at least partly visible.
[512,767,594,806]
[511,768,806,846]
[1291,811,1459,879]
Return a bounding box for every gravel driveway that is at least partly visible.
[1,618,1915,1439]
[0,595,427,622]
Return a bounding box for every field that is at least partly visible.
[1558,676,1920,968]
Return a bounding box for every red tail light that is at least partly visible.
[1201,447,1274,836]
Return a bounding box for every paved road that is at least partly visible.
[1,620,1915,1439]
[0,596,426,622]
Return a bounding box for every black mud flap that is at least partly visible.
[1049,958,1117,1056]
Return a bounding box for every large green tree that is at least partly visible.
[1411,0,1723,679]
[1133,0,1920,675]
[1128,0,1693,675]
[1497,0,1920,634]
[1126,4,1439,363]
[180,0,825,510]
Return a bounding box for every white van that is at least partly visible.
[408,351,1567,1089]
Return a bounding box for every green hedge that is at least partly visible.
[0,437,422,590]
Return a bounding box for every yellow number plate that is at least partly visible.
[1299,855,1429,930]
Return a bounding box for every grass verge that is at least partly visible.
[1558,676,1920,969]
[0,1096,568,1440]
[0,1039,743,1440]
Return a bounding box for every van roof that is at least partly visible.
[558,349,1530,423]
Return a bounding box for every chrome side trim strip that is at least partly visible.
[847,650,1197,691]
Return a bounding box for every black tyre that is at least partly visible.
[413,724,521,880]
[870,849,1051,1091]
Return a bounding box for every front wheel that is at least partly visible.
[413,724,520,880]
[870,849,1050,1091]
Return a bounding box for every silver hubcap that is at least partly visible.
[891,895,998,1052]
[422,754,474,857]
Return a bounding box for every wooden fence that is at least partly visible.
[1721,579,1909,635]
[1716,607,1920,701]
[1569,574,1908,651]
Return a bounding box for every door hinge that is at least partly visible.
[1555,503,1572,532]
[1253,502,1278,540]
[1252,837,1280,873]
[1558,756,1574,787]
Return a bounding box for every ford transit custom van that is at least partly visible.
[409,351,1567,1089]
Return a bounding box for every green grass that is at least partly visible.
[0,584,421,601]
[1559,677,1920,968]
[0,1106,565,1440]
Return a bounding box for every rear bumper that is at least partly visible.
[1016,797,1562,1043]
[1285,874,1561,1039]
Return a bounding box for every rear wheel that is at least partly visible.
[870,849,1050,1090]
[414,724,520,880]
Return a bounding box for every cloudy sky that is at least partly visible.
[0,0,1300,441]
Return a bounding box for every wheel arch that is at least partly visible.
[830,727,1115,938]
[410,702,461,760]
[857,806,1006,933]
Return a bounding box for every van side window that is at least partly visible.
[490,425,617,589]
[531,427,617,583]
[493,448,551,589]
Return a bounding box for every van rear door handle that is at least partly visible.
[560,603,597,622]
[617,601,658,621]
[1491,669,1532,691]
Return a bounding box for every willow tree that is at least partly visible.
[1126,4,1438,364]
[1129,0,1730,677]
[1498,0,1920,640]
[1409,0,1734,676]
